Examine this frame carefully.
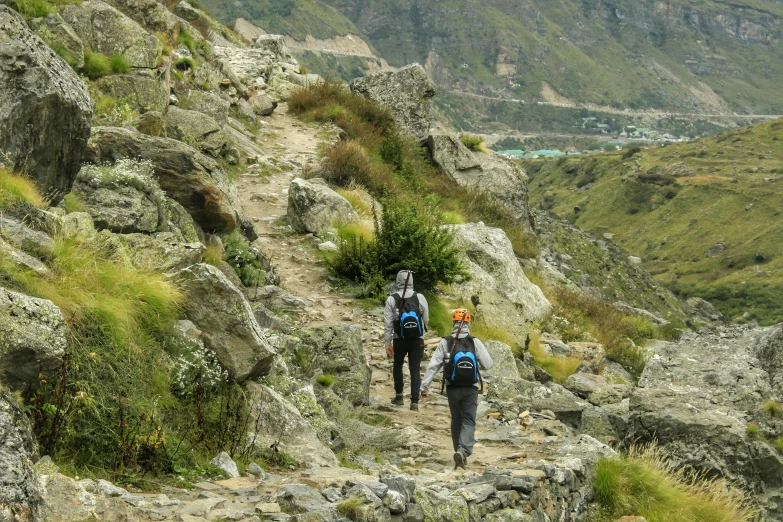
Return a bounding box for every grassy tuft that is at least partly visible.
[459,133,488,153]
[83,51,111,80]
[109,54,130,74]
[174,57,195,71]
[775,436,783,454]
[203,242,223,266]
[315,374,336,387]
[0,167,46,209]
[594,444,756,522]
[746,423,759,438]
[527,329,581,383]
[337,498,363,518]
[762,400,782,417]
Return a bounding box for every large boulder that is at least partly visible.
[211,45,280,95]
[247,382,339,468]
[287,178,359,235]
[445,222,551,341]
[624,326,783,519]
[103,0,199,41]
[414,487,469,522]
[295,324,371,406]
[94,74,169,114]
[164,106,228,157]
[428,133,532,227]
[0,385,43,522]
[85,126,243,233]
[0,288,66,391]
[29,13,85,69]
[178,90,230,126]
[0,6,93,199]
[350,64,435,143]
[176,263,276,382]
[59,1,161,69]
[108,232,204,272]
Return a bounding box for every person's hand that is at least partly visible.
[385,345,394,358]
[420,388,428,398]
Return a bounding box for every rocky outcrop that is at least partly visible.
[176,263,276,382]
[0,216,54,259]
[0,386,43,522]
[428,133,532,227]
[178,90,230,126]
[246,382,339,468]
[211,40,305,100]
[0,6,93,199]
[29,13,85,69]
[103,0,199,41]
[287,177,359,235]
[350,64,435,143]
[85,126,243,233]
[108,232,204,272]
[0,288,66,391]
[623,325,783,519]
[295,324,371,406]
[445,222,551,341]
[164,106,228,157]
[94,74,169,114]
[59,1,161,69]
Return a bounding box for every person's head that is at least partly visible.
[452,308,472,325]
[395,270,414,290]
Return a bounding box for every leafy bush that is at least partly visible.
[221,230,266,288]
[460,133,486,152]
[594,444,756,522]
[83,51,111,79]
[109,54,130,74]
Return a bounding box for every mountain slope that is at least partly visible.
[524,117,783,324]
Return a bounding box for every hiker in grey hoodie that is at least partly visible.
[420,308,493,469]
[384,270,429,411]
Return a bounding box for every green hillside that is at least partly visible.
[524,118,783,324]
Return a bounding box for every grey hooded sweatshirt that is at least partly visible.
[384,270,429,346]
[420,322,494,392]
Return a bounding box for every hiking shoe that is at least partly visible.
[410,402,419,412]
[453,451,467,470]
[391,395,404,406]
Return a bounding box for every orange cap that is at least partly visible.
[452,308,472,323]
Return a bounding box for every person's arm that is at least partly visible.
[472,338,494,371]
[418,293,429,330]
[420,340,447,392]
[384,295,396,352]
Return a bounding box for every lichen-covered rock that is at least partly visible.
[133,110,167,137]
[104,0,200,41]
[209,452,239,478]
[39,473,144,522]
[94,74,169,114]
[0,288,66,391]
[295,324,371,406]
[59,0,161,69]
[483,509,532,521]
[85,126,243,233]
[287,177,359,235]
[252,34,295,62]
[414,487,469,522]
[350,64,435,143]
[29,13,84,69]
[248,383,339,468]
[109,232,204,272]
[0,216,54,259]
[0,385,43,522]
[428,133,531,226]
[248,93,276,116]
[0,5,93,199]
[164,106,228,157]
[172,0,200,21]
[178,90,230,126]
[176,263,276,382]
[211,45,279,95]
[61,212,96,237]
[0,239,49,275]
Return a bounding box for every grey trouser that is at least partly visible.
[447,386,479,456]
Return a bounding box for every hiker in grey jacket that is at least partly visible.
[420,308,493,469]
[384,270,429,411]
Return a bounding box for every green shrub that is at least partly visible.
[594,444,756,522]
[316,374,336,387]
[109,54,130,74]
[622,146,642,159]
[174,57,195,71]
[83,51,111,80]
[763,400,782,417]
[178,29,196,54]
[221,230,266,288]
[746,423,759,438]
[459,133,486,152]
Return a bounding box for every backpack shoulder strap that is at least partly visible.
[392,293,401,309]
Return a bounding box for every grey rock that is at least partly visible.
[178,90,230,126]
[247,382,339,468]
[401,503,424,522]
[252,35,295,62]
[104,0,200,41]
[29,13,84,69]
[382,490,405,514]
[164,106,228,157]
[247,463,266,478]
[0,216,54,258]
[253,303,293,332]
[287,178,359,235]
[249,93,277,116]
[683,297,724,323]
[172,0,200,21]
[176,264,276,382]
[0,239,49,275]
[321,487,342,503]
[94,73,169,114]
[317,241,338,252]
[379,474,415,504]
[210,451,240,478]
[483,509,533,522]
[108,232,204,272]
[77,478,128,498]
[613,301,669,327]
[0,288,66,391]
[61,212,96,237]
[414,486,469,522]
[0,385,43,522]
[275,484,335,514]
[295,324,371,406]
[134,110,167,137]
[60,0,160,69]
[564,373,610,398]
[0,6,93,199]
[253,285,312,313]
[350,64,435,143]
[85,126,243,233]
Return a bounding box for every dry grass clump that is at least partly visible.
[459,133,489,153]
[594,444,757,522]
[0,167,46,209]
[526,329,582,383]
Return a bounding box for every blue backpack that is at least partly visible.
[393,293,423,339]
[444,336,482,388]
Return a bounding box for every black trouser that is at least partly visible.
[447,385,479,456]
[392,337,424,402]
